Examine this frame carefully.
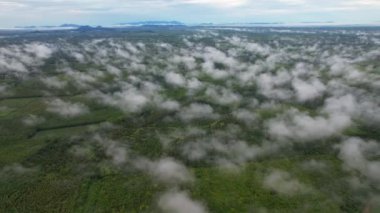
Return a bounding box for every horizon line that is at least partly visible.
[2,20,380,29]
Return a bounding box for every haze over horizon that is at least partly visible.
[1,1,380,212]
[0,0,380,28]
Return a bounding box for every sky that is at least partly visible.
[0,0,380,27]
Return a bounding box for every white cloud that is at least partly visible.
[24,43,54,59]
[170,55,196,70]
[187,78,203,90]
[263,169,312,195]
[0,85,8,95]
[0,43,54,73]
[64,68,97,89]
[202,61,229,79]
[233,109,257,125]
[276,0,306,5]
[229,37,271,55]
[323,94,357,116]
[160,100,181,111]
[184,0,247,7]
[1,0,380,28]
[180,127,272,167]
[165,72,186,86]
[338,137,380,185]
[22,115,45,126]
[46,98,89,117]
[135,158,193,184]
[292,78,326,102]
[106,65,122,76]
[41,77,67,89]
[96,135,128,165]
[268,109,351,141]
[91,82,154,113]
[158,190,207,213]
[205,86,241,105]
[179,103,219,121]
[257,71,293,100]
[114,90,148,112]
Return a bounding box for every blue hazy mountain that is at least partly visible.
[59,24,83,28]
[15,24,84,29]
[118,21,185,26]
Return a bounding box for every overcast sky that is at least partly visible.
[0,0,380,27]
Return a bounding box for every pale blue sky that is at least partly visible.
[0,0,379,27]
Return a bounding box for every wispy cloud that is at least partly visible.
[0,0,379,26]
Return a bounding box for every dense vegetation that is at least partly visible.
[0,26,380,212]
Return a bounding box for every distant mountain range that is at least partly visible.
[14,21,186,30]
[12,21,380,31]
[14,24,83,29]
[117,21,185,26]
